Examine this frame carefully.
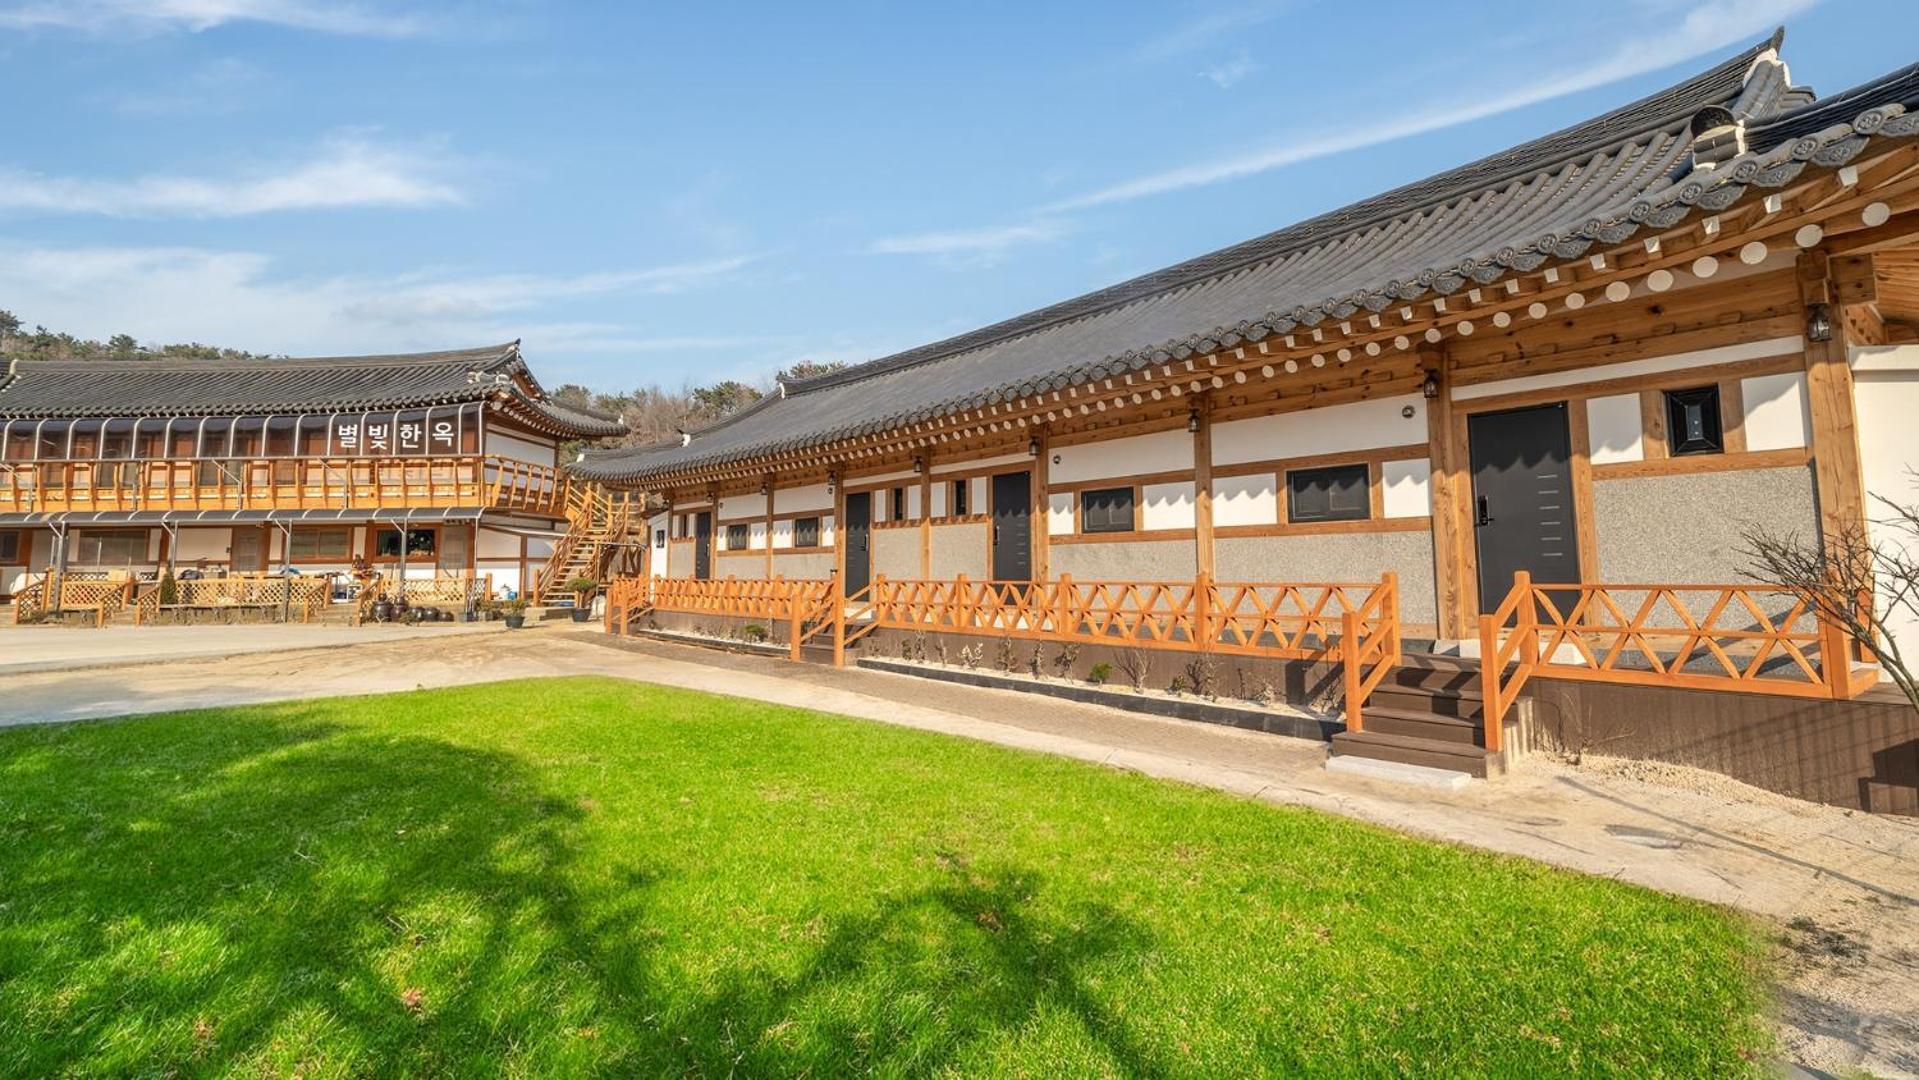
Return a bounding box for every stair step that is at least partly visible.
[1329,729,1502,778]
[1368,684,1485,721]
[1357,705,1484,746]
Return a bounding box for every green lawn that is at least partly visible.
[0,678,1767,1076]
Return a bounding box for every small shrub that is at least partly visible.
[741,623,768,643]
[933,639,949,666]
[994,636,1018,673]
[958,644,982,670]
[1168,675,1190,696]
[157,570,179,607]
[1117,647,1150,692]
[1087,661,1113,685]
[909,631,929,663]
[1027,647,1044,679]
[1184,654,1220,701]
[1052,642,1081,678]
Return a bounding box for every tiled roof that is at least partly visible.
[0,342,628,438]
[577,30,1919,484]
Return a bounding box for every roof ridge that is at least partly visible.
[1,342,520,374]
[779,33,1782,398]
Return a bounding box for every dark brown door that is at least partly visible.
[1468,403,1581,609]
[693,512,712,580]
[842,491,871,594]
[990,472,1031,582]
[230,527,267,572]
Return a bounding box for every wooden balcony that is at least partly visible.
[0,455,567,518]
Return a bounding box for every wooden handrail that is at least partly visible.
[0,455,566,516]
[1478,574,1879,749]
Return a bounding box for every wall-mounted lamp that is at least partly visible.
[1806,302,1834,344]
[912,455,924,475]
[825,470,838,494]
[759,478,770,495]
[1420,370,1442,400]
[1186,408,1202,434]
[1027,436,1040,456]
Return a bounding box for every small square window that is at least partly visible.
[0,530,21,564]
[1665,386,1723,456]
[794,516,821,547]
[654,529,667,548]
[1081,486,1136,533]
[725,523,750,550]
[951,478,969,516]
[891,486,908,522]
[1288,464,1370,523]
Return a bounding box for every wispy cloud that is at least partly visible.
[0,0,423,36]
[0,134,465,217]
[106,56,266,116]
[0,242,762,361]
[1201,51,1258,89]
[1131,0,1290,62]
[1048,0,1814,212]
[866,220,1069,267]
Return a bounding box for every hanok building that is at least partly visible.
[0,343,626,602]
[582,34,1919,811]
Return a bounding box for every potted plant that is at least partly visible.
[566,577,598,623]
[501,596,530,629]
[157,569,179,608]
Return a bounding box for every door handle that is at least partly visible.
[1475,495,1493,527]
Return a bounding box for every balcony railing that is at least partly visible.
[0,455,567,517]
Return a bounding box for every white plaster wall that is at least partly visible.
[476,526,522,560]
[1047,493,1076,535]
[908,486,922,520]
[930,482,949,518]
[648,512,670,577]
[718,492,767,522]
[1855,346,1919,658]
[484,430,555,466]
[1741,370,1812,452]
[1453,336,1802,402]
[1212,394,1425,466]
[1212,474,1277,527]
[773,483,832,514]
[932,451,1031,476]
[970,476,987,516]
[174,528,232,562]
[1050,429,1192,484]
[1140,481,1196,530]
[1381,458,1432,519]
[1587,393,1644,464]
[480,562,524,597]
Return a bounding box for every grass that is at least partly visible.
[0,677,1768,1076]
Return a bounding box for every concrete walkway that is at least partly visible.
[0,626,1913,1076]
[0,621,504,677]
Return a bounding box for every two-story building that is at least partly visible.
[0,342,626,601]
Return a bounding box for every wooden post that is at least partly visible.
[1342,608,1363,733]
[831,573,847,668]
[1822,603,1857,701]
[1797,248,1870,550]
[1192,396,1215,580]
[1193,570,1213,651]
[1478,613,1501,752]
[1031,430,1050,582]
[919,464,933,579]
[1054,573,1072,636]
[1421,349,1470,640]
[788,591,803,662]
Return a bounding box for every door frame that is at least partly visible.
[988,470,1033,583]
[839,489,872,594]
[1450,395,1597,621]
[693,511,713,580]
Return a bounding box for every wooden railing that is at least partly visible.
[11,570,136,626]
[606,572,1402,726]
[0,455,566,517]
[394,572,493,608]
[353,573,386,626]
[133,574,329,624]
[1479,572,1881,751]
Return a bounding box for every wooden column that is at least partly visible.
[1192,397,1215,579]
[764,481,775,580]
[1030,431,1049,582]
[1797,249,1870,548]
[919,462,933,579]
[1423,350,1469,639]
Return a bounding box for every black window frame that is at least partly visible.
[288,526,354,562]
[951,478,969,517]
[654,528,667,548]
[725,523,750,551]
[1665,385,1724,456]
[374,527,438,559]
[0,529,21,564]
[1080,486,1136,534]
[1287,463,1371,524]
[793,516,821,548]
[891,486,908,522]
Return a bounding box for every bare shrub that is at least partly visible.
[1116,647,1150,692]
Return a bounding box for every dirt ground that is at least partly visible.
[1,625,1913,1077]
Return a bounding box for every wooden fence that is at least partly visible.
[10,571,137,626]
[1478,572,1881,752]
[606,572,1401,726]
[133,574,330,625]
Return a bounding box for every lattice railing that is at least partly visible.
[1479,572,1880,752]
[135,574,330,624]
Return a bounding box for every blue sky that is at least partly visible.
[0,0,1910,392]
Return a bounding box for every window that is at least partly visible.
[726,523,750,550]
[951,478,969,516]
[1081,486,1136,533]
[891,486,908,522]
[794,516,821,548]
[72,529,147,566]
[1288,464,1371,523]
[375,528,437,558]
[288,527,353,561]
[0,530,21,564]
[654,529,667,548]
[1665,385,1724,456]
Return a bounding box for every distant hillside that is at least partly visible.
[0,309,262,363]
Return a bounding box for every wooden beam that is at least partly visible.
[1423,351,1469,639]
[1030,430,1050,582]
[1192,396,1214,579]
[1797,248,1871,548]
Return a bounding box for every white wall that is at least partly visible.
[1854,345,1919,658]
[1741,371,1812,452]
[174,527,232,563]
[1212,474,1277,527]
[1051,428,1192,484]
[1141,481,1196,530]
[1212,394,1425,466]
[476,525,522,560]
[718,492,767,521]
[648,512,670,577]
[484,429,556,466]
[773,483,832,514]
[1380,458,1432,518]
[1587,394,1644,465]
[1047,493,1075,535]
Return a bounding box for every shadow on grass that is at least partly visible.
[0,704,1164,1074]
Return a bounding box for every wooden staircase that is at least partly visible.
[532,482,643,607]
[1329,652,1517,778]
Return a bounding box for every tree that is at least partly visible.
[107,333,139,360]
[1742,491,1919,711]
[688,380,761,419]
[780,359,849,382]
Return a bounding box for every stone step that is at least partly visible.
[1368,683,1486,721]
[1358,705,1484,746]
[1328,728,1503,778]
